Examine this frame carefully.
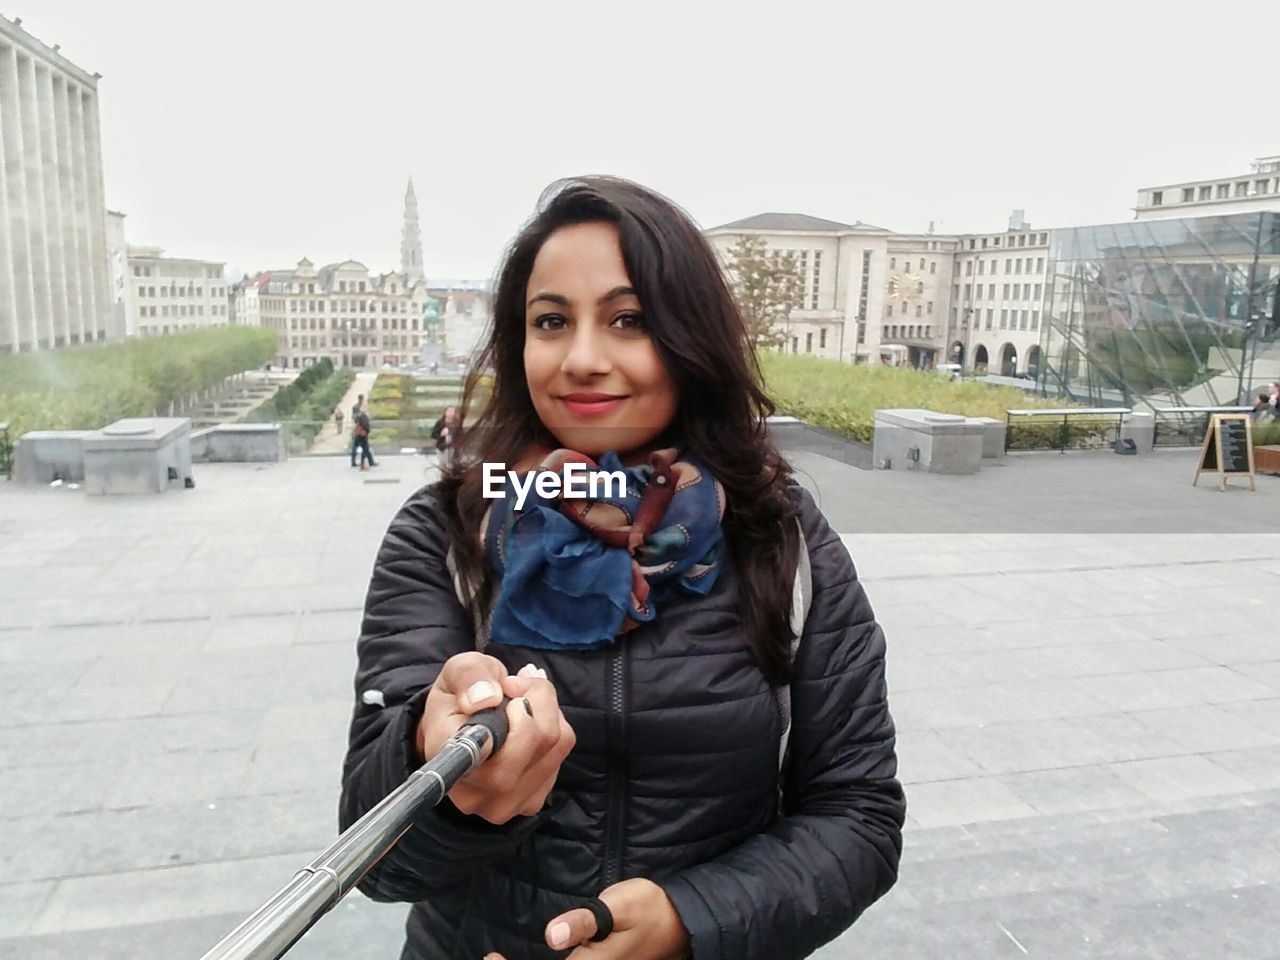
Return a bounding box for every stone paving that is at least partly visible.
[1,444,1278,958]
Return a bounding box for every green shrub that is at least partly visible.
[759,353,1064,444]
[1254,420,1280,446]
[0,327,278,436]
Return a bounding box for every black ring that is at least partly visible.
[581,896,614,941]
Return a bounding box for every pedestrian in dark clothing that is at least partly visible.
[350,394,366,467]
[340,177,904,960]
[429,406,458,454]
[352,405,376,470]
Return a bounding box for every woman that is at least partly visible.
[340,177,904,960]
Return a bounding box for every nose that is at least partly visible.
[560,321,612,379]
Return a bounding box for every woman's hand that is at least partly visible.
[483,878,691,959]
[417,651,575,824]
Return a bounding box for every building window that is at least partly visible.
[981,238,989,249]
[819,328,827,348]
[1000,309,1008,329]
[1182,187,1195,202]
[805,332,813,353]
[1003,283,1010,299]
[890,257,896,269]
[1237,181,1250,197]
[1151,191,1163,206]
[1018,235,1027,247]
[986,308,994,329]
[1034,283,1042,300]
[977,261,985,275]
[1257,180,1271,194]
[919,258,925,269]
[1036,257,1044,272]
[1032,311,1040,330]
[1005,258,1012,273]
[1199,185,1212,201]
[1217,183,1230,199]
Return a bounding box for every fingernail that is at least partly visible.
[517,663,538,678]
[466,680,496,705]
[549,921,571,948]
[534,667,548,680]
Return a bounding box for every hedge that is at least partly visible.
[0,327,278,437]
[759,352,1063,444]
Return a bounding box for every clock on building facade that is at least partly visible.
[888,272,921,303]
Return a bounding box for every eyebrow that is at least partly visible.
[527,286,637,309]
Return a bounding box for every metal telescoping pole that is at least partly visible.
[196,705,511,960]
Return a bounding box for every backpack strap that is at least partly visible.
[775,516,812,775]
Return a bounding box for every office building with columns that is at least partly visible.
[705,214,957,367]
[0,15,114,352]
[949,213,1051,378]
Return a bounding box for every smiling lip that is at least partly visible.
[560,393,627,417]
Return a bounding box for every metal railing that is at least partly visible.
[1004,407,1129,453]
[1151,406,1254,448]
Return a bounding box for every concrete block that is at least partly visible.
[966,416,1006,458]
[83,418,193,495]
[13,430,92,483]
[1121,411,1155,453]
[191,423,284,463]
[873,409,983,474]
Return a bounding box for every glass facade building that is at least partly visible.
[1039,212,1280,406]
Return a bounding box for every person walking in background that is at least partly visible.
[352,401,376,471]
[350,394,366,467]
[429,406,458,459]
[335,406,345,434]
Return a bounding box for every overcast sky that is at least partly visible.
[18,0,1280,281]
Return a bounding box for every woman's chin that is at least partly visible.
[545,424,667,459]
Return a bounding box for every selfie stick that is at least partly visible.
[196,701,512,960]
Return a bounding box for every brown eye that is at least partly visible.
[612,312,645,330]
[532,314,567,330]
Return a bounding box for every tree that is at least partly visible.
[722,235,806,350]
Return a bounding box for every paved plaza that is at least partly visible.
[1,444,1279,958]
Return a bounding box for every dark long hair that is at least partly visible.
[439,176,800,685]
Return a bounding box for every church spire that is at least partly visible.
[400,177,425,286]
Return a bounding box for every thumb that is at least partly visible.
[546,907,600,951]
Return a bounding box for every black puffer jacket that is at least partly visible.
[340,483,905,959]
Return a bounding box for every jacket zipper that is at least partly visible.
[602,644,628,889]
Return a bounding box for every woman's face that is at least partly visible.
[523,221,678,458]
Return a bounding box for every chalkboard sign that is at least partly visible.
[1193,414,1256,491]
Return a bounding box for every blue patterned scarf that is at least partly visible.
[481,446,725,650]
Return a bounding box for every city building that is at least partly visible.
[239,258,430,369]
[1135,155,1280,221]
[949,211,1051,377]
[427,281,489,363]
[705,213,957,367]
[127,247,229,337]
[0,15,114,352]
